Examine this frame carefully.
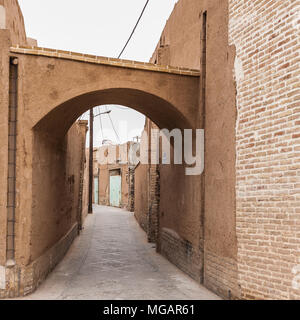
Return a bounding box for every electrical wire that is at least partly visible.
[105,106,121,143]
[118,0,150,59]
[113,106,130,110]
[97,106,104,142]
[93,1,151,141]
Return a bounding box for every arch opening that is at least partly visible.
[30,86,192,263]
[33,88,192,140]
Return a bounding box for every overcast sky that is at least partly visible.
[18,0,178,146]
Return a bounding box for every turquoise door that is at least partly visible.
[110,175,121,207]
[93,177,99,204]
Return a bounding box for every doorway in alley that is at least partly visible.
[93,176,99,204]
[109,169,121,207]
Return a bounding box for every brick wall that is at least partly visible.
[134,119,161,243]
[147,165,160,243]
[0,223,78,298]
[127,168,135,212]
[204,250,240,299]
[229,0,300,299]
[160,228,202,282]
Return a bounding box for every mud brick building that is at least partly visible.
[92,142,139,209]
[0,0,299,300]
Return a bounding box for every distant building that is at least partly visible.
[92,141,140,210]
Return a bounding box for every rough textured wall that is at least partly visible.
[98,164,129,208]
[30,121,88,262]
[151,0,201,69]
[150,0,204,283]
[134,119,160,243]
[0,0,27,45]
[134,163,149,233]
[127,167,135,212]
[150,0,238,296]
[230,0,300,300]
[77,121,89,229]
[121,166,129,208]
[0,30,10,267]
[134,118,152,233]
[202,0,238,299]
[0,0,28,270]
[147,164,160,243]
[96,143,131,208]
[99,164,110,206]
[0,120,88,298]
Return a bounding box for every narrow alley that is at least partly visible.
[20,206,220,300]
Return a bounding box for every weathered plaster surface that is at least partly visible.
[0,5,6,29]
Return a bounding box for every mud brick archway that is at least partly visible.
[12,45,200,133]
[0,44,201,297]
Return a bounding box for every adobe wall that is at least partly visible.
[0,0,29,291]
[1,0,298,300]
[134,163,149,233]
[0,0,27,45]
[134,119,160,243]
[77,121,89,228]
[97,163,130,208]
[96,143,132,208]
[149,0,238,296]
[98,163,110,206]
[3,42,199,277]
[29,122,87,262]
[150,0,300,300]
[149,0,204,283]
[0,121,88,297]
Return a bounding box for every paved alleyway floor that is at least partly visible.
[21,205,220,300]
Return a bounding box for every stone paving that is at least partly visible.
[20,205,220,300]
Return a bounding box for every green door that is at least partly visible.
[110,175,121,207]
[93,177,99,204]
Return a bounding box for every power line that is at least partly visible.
[113,105,130,110]
[105,106,121,143]
[97,106,104,142]
[118,0,150,59]
[90,0,150,143]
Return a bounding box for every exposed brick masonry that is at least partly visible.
[229,0,300,299]
[0,223,78,298]
[160,228,202,283]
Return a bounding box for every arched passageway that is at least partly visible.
[2,45,202,297]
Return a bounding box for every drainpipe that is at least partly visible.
[88,108,93,214]
[6,57,18,268]
[200,11,207,283]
